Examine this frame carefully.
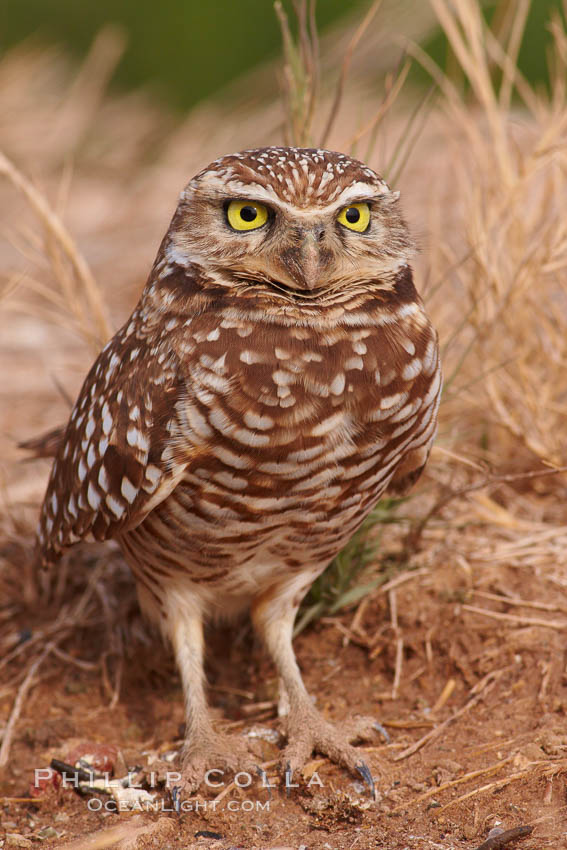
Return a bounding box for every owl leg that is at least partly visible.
[251,587,377,791]
[168,602,255,793]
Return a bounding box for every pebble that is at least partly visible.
[5,835,33,849]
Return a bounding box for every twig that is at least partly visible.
[321,618,372,650]
[350,595,370,636]
[274,0,318,146]
[345,54,411,150]
[0,642,55,767]
[239,700,277,717]
[390,756,513,813]
[393,671,502,761]
[408,466,567,549]
[379,568,430,595]
[389,590,403,700]
[462,604,566,631]
[50,645,99,671]
[473,589,567,614]
[471,825,533,850]
[435,769,542,814]
[51,817,151,850]
[430,677,456,714]
[0,149,111,349]
[208,684,256,700]
[320,0,383,147]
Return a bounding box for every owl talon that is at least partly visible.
[373,720,390,744]
[256,765,272,798]
[280,708,380,795]
[355,760,376,800]
[284,761,293,797]
[170,785,182,814]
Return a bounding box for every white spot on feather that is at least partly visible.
[272,369,294,386]
[402,358,422,381]
[143,464,161,493]
[243,411,274,431]
[213,471,248,491]
[121,477,138,504]
[102,402,113,435]
[67,494,78,519]
[106,494,125,519]
[330,373,345,395]
[87,482,101,511]
[344,356,364,371]
[400,338,416,356]
[98,465,109,491]
[233,428,270,447]
[382,392,407,409]
[311,411,346,436]
[240,350,265,365]
[127,425,149,452]
[87,443,96,468]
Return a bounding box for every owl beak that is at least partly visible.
[300,231,321,290]
[279,225,326,291]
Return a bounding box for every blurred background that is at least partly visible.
[0,0,562,110]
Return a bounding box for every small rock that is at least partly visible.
[487,827,505,839]
[110,784,156,811]
[538,728,567,756]
[66,742,117,774]
[519,742,545,762]
[246,725,281,745]
[35,826,61,841]
[5,835,33,849]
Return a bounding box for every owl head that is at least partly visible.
[161,146,414,302]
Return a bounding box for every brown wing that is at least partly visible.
[20,425,65,459]
[37,314,190,567]
[386,446,432,496]
[387,335,441,497]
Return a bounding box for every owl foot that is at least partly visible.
[281,710,378,797]
[176,732,256,795]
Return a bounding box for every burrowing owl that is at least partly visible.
[37,147,441,792]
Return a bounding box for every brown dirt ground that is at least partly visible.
[1,510,566,849]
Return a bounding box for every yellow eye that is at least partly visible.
[336,202,371,233]
[226,200,269,231]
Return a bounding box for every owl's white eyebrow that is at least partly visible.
[221,192,384,220]
[193,174,391,217]
[332,183,389,206]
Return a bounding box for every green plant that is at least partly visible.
[295,498,407,634]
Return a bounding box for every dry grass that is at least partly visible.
[0,0,567,843]
[424,0,567,471]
